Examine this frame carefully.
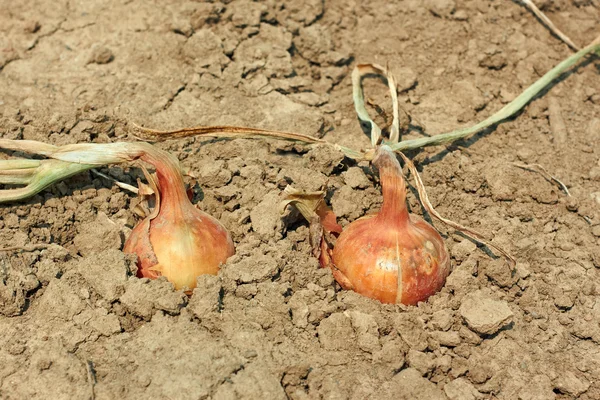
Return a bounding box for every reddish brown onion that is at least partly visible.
[331,146,450,305]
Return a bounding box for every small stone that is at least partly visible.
[88,45,114,64]
[565,197,578,212]
[459,289,513,335]
[592,225,600,238]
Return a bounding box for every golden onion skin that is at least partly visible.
[123,148,234,292]
[124,205,234,291]
[331,146,450,305]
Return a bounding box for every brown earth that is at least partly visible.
[1,0,600,399]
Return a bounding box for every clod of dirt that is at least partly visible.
[87,45,114,65]
[555,370,590,397]
[342,167,371,189]
[406,349,436,375]
[375,368,446,399]
[35,272,87,320]
[392,66,418,93]
[0,256,40,316]
[317,312,356,351]
[120,278,187,319]
[430,309,454,331]
[425,0,456,18]
[182,29,229,71]
[444,377,483,400]
[516,375,555,400]
[459,289,514,335]
[92,315,246,399]
[73,212,123,257]
[76,249,133,302]
[346,310,380,353]
[212,362,287,399]
[249,191,283,240]
[220,251,284,294]
[430,330,461,347]
[189,274,221,316]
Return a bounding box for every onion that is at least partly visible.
[0,139,235,292]
[331,145,450,305]
[123,147,235,292]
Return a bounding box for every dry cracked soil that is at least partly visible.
[1,0,600,399]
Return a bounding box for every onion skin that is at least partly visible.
[123,147,234,292]
[331,146,450,305]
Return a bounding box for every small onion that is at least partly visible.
[123,148,234,292]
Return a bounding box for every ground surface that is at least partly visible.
[1,0,600,399]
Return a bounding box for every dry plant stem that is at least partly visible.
[397,152,517,270]
[512,162,570,196]
[520,0,579,51]
[0,243,52,252]
[131,123,366,160]
[130,123,328,144]
[352,64,400,145]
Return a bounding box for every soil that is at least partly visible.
[1,0,600,399]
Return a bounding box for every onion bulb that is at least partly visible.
[331,146,450,305]
[123,147,234,292]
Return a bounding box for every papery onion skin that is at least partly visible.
[123,146,234,292]
[331,146,450,305]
